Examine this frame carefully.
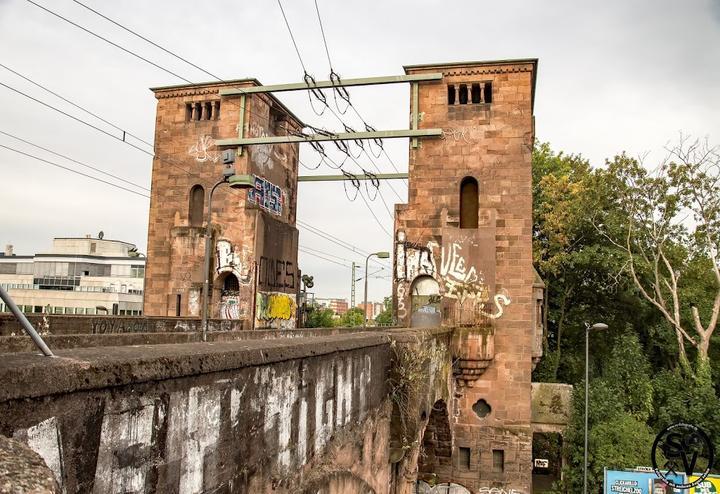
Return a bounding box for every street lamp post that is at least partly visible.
[584,322,608,494]
[200,172,254,342]
[363,251,390,328]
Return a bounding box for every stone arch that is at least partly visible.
[418,399,453,482]
[459,176,478,229]
[188,184,204,227]
[410,276,441,327]
[216,271,241,320]
[302,472,376,494]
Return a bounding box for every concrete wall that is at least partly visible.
[0,314,249,336]
[0,333,395,493]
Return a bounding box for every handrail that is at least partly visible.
[0,284,54,356]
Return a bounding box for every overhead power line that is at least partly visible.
[0,63,154,148]
[0,143,150,198]
[26,0,193,84]
[298,248,349,268]
[0,129,149,192]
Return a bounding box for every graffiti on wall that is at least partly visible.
[256,292,297,329]
[215,240,253,284]
[220,295,242,319]
[248,176,285,216]
[258,256,295,291]
[247,121,289,171]
[188,135,220,163]
[440,126,483,143]
[478,488,524,494]
[394,230,510,322]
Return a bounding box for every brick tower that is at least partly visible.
[144,79,303,329]
[394,59,540,492]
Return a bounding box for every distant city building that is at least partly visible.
[315,297,349,316]
[0,236,145,315]
[358,302,384,320]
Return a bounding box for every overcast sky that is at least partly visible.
[1,0,719,303]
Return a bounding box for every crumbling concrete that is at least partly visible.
[0,435,58,493]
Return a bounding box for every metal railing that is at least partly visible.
[0,284,54,356]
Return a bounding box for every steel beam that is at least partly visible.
[299,173,408,182]
[216,129,441,147]
[219,73,443,96]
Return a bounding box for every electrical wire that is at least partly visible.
[71,0,224,82]
[0,129,149,192]
[298,248,349,268]
[277,0,307,73]
[0,63,154,148]
[0,143,150,198]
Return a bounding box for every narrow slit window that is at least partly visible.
[204,102,213,120]
[492,450,504,473]
[471,83,481,104]
[447,85,456,105]
[214,101,221,120]
[460,177,479,229]
[459,447,471,469]
[194,102,202,121]
[175,294,181,316]
[459,84,468,104]
[484,82,493,104]
[189,184,205,227]
[185,103,193,122]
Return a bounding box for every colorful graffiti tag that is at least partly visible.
[215,240,252,284]
[256,292,297,329]
[248,176,284,216]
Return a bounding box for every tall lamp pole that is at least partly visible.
[363,251,390,328]
[200,170,254,342]
[584,322,608,494]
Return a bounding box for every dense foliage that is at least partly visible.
[531,139,720,492]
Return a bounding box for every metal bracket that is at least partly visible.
[216,128,441,147]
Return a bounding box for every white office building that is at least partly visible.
[0,236,145,315]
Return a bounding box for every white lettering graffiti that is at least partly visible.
[440,242,485,302]
[478,488,524,494]
[441,126,483,143]
[188,135,220,163]
[396,283,407,320]
[247,122,288,171]
[215,240,252,284]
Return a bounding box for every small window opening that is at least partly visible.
[194,102,202,121]
[472,399,491,418]
[90,242,97,253]
[460,177,479,229]
[459,447,471,469]
[204,102,213,120]
[484,82,493,104]
[223,274,240,292]
[492,450,504,473]
[175,294,181,317]
[471,83,481,104]
[185,103,193,122]
[447,85,456,105]
[214,101,221,120]
[458,84,468,105]
[189,184,205,227]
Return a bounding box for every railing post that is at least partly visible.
[0,285,54,357]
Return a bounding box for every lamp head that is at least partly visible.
[375,251,390,259]
[228,174,255,189]
[590,322,608,331]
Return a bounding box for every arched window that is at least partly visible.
[459,177,479,229]
[222,273,240,293]
[189,185,205,227]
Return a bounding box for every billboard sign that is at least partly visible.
[605,469,686,494]
[688,475,720,493]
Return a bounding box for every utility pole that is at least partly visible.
[350,262,356,308]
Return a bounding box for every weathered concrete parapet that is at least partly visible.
[0,327,455,493]
[0,434,59,494]
[530,382,573,434]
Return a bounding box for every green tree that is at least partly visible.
[375,296,394,325]
[305,307,336,328]
[340,307,365,327]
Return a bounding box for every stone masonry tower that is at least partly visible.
[144,79,303,329]
[394,59,539,492]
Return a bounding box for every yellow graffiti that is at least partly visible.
[257,293,297,320]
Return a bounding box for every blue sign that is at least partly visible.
[605,469,686,494]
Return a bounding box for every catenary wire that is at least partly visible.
[0,63,154,148]
[0,129,150,192]
[23,0,390,265]
[0,143,150,198]
[298,248,349,268]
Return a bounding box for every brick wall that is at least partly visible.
[144,80,302,328]
[395,59,537,493]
